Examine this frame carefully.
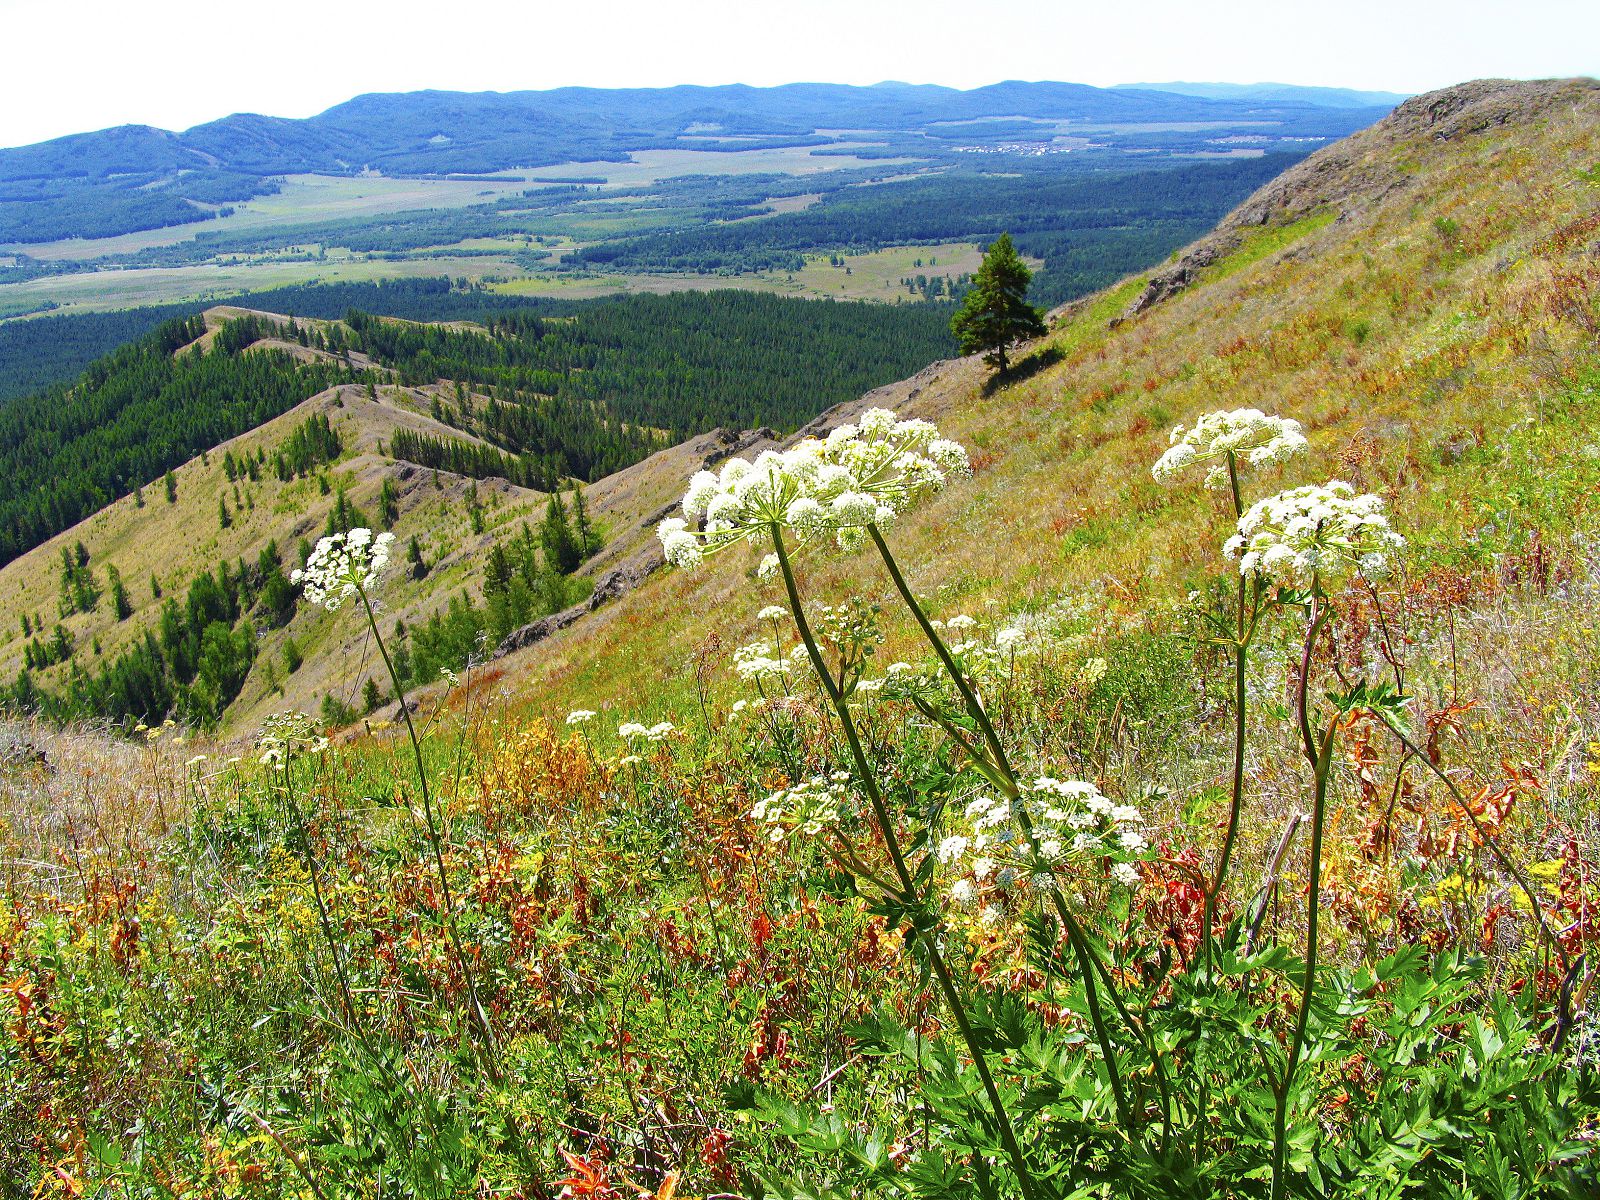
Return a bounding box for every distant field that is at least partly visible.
[0,254,529,313]
[519,144,917,187]
[763,242,995,299]
[481,242,1005,305]
[4,146,912,263]
[2,246,982,314]
[4,174,540,261]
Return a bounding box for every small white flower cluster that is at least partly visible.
[940,778,1147,908]
[618,721,677,743]
[750,771,853,842]
[291,528,395,611]
[658,408,971,566]
[1225,481,1405,585]
[756,604,790,623]
[565,709,596,726]
[733,641,792,682]
[1152,408,1308,489]
[878,617,1029,702]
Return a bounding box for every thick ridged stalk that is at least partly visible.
[770,526,1039,1200]
[1269,594,1335,1200]
[1202,451,1251,954]
[866,523,1149,1136]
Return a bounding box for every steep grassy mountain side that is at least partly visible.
[0,374,545,728]
[476,78,1600,729]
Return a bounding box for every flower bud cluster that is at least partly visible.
[1224,481,1404,585]
[1152,408,1307,489]
[658,408,971,567]
[878,617,1029,703]
[291,528,395,611]
[750,772,854,842]
[257,710,329,765]
[618,721,677,743]
[733,641,791,682]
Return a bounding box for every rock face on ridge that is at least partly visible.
[1116,77,1600,321]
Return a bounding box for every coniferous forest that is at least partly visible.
[0,292,956,569]
[0,317,349,568]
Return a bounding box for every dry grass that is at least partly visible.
[0,716,198,899]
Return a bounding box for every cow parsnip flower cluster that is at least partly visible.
[733,642,792,682]
[1152,408,1308,489]
[658,408,971,565]
[291,528,395,611]
[1225,481,1405,585]
[750,772,853,842]
[941,778,1147,906]
[618,721,677,743]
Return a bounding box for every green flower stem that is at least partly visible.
[867,524,1014,780]
[769,525,1041,1200]
[866,523,1149,1137]
[359,589,502,1083]
[1201,450,1251,955]
[1269,592,1336,1200]
[278,751,364,1038]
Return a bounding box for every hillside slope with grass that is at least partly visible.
[490,77,1600,722]
[4,78,1600,1199]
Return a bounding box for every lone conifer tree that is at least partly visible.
[949,232,1045,375]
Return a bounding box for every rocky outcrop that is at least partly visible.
[1113,78,1598,323]
[1384,78,1595,142]
[493,542,668,660]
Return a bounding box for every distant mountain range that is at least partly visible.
[0,80,1398,243]
[1115,81,1413,109]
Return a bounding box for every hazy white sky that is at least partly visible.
[2,0,1595,148]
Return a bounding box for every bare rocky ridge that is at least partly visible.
[1113,77,1600,322]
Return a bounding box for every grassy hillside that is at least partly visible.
[494,77,1600,723]
[3,79,1599,1198]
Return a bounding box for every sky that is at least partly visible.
[2,0,1596,148]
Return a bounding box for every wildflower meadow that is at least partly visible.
[4,397,1598,1199]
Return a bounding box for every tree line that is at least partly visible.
[0,316,351,568]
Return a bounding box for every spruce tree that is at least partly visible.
[541,492,580,575]
[109,566,132,621]
[379,478,399,529]
[949,232,1045,375]
[572,487,600,558]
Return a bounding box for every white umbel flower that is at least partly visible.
[1152,408,1308,489]
[1227,481,1405,585]
[657,409,972,566]
[291,528,395,611]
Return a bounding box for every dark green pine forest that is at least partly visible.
[0,290,958,570]
[0,317,350,569]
